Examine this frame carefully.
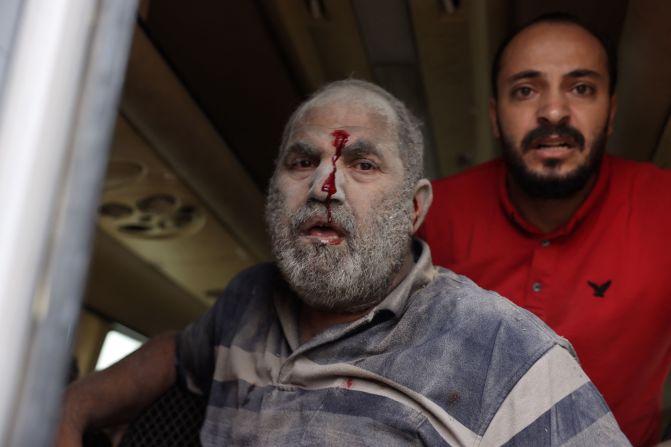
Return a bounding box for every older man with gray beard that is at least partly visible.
[57,80,629,447]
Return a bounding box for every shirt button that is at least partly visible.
[532,281,542,292]
[540,240,550,247]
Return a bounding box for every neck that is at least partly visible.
[298,306,367,344]
[507,175,596,234]
[298,249,415,344]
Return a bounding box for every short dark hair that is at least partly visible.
[490,12,618,98]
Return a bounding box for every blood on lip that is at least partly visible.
[321,129,349,223]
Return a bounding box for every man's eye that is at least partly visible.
[352,160,377,171]
[290,159,316,169]
[572,84,595,96]
[511,86,534,99]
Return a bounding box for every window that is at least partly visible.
[95,326,147,371]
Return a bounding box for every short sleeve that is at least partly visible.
[176,304,218,396]
[175,263,279,396]
[480,344,631,446]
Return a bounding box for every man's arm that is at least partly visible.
[55,332,177,447]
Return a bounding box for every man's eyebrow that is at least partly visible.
[506,70,543,84]
[565,69,602,80]
[284,142,319,158]
[506,69,603,84]
[341,139,385,159]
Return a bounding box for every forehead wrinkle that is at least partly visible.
[299,89,399,132]
[280,88,404,171]
[287,108,398,152]
[311,88,397,118]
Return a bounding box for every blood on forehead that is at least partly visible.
[321,129,349,224]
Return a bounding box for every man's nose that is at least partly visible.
[308,161,346,202]
[536,90,570,125]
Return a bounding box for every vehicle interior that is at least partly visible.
[4,0,671,445]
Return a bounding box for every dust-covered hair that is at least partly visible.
[277,79,424,186]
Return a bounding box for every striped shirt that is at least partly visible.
[177,241,630,446]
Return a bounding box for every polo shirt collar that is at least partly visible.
[273,239,437,351]
[498,154,612,238]
[373,239,436,317]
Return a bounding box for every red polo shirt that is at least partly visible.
[419,154,671,446]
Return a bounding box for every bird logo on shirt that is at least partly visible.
[587,280,612,298]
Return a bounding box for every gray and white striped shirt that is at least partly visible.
[177,241,630,446]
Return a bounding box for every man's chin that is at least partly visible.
[520,153,591,179]
[283,245,348,274]
[523,153,583,173]
[526,168,577,182]
[512,166,596,199]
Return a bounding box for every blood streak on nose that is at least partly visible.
[321,129,349,223]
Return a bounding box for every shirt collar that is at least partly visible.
[372,239,436,317]
[498,154,612,238]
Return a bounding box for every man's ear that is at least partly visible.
[607,94,617,136]
[488,97,501,139]
[411,179,433,234]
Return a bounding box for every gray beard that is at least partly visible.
[265,184,414,313]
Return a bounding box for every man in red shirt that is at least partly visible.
[419,12,671,447]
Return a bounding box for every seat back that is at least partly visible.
[118,385,206,447]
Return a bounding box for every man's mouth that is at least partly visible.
[300,217,346,245]
[527,134,580,160]
[531,135,577,150]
